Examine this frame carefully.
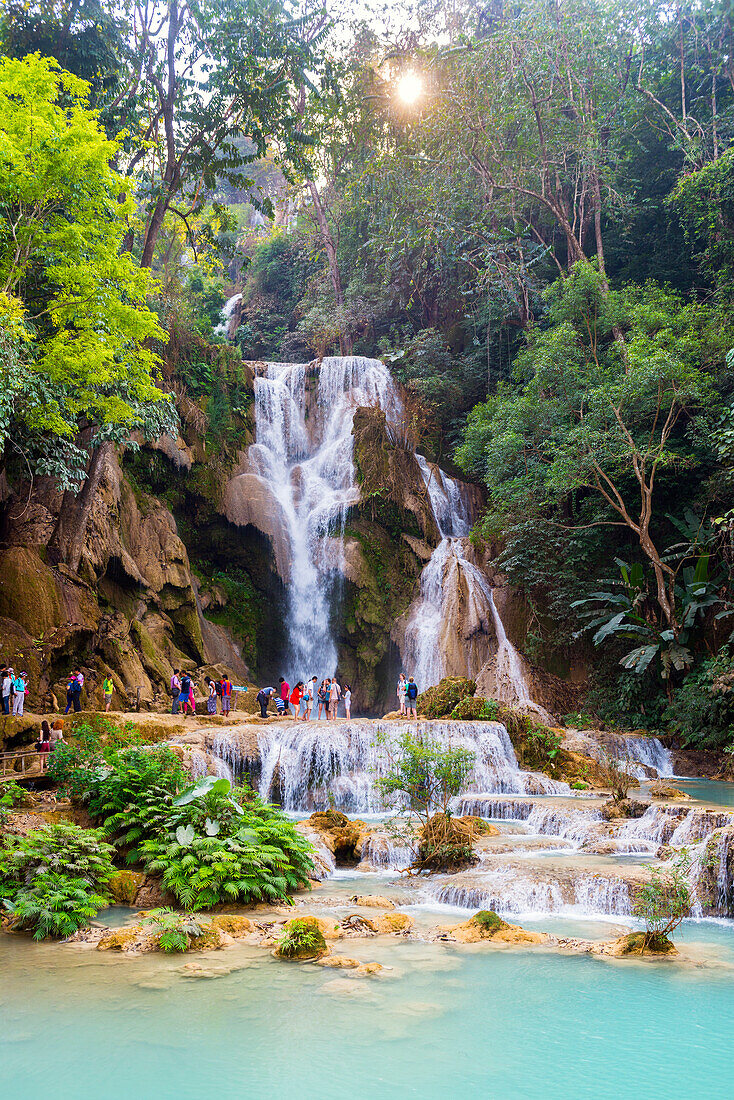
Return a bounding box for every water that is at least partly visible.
[239,719,568,810]
[2,928,733,1099]
[248,356,401,678]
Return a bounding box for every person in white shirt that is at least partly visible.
[1,668,12,714]
[328,679,341,720]
[343,683,352,719]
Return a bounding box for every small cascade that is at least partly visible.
[227,719,569,812]
[617,805,732,847]
[248,356,401,676]
[360,833,415,870]
[426,869,633,917]
[568,730,673,779]
[457,796,602,846]
[214,292,242,339]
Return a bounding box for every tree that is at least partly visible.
[374,728,476,871]
[456,264,733,634]
[122,0,328,268]
[0,55,174,564]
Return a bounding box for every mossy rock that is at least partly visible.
[108,870,146,905]
[417,678,477,719]
[450,696,500,721]
[192,928,224,951]
[472,910,510,937]
[275,916,328,960]
[616,931,677,956]
[97,928,140,952]
[210,915,254,937]
[308,810,350,831]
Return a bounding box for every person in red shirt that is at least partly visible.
[279,677,289,703]
[220,676,232,716]
[289,681,303,718]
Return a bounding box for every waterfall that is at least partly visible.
[568,730,674,779]
[248,356,401,677]
[214,292,242,339]
[214,718,568,812]
[456,796,602,847]
[426,870,633,917]
[401,455,550,717]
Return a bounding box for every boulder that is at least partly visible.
[442,910,548,945]
[349,895,396,909]
[601,798,650,821]
[107,870,146,905]
[649,782,690,801]
[274,916,329,960]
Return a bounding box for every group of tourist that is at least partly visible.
[170,670,234,716]
[1,667,27,716]
[34,718,66,770]
[396,673,419,717]
[256,676,353,720]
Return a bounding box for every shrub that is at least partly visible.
[663,649,734,750]
[47,744,106,804]
[141,908,208,953]
[276,917,327,959]
[632,853,693,950]
[417,678,477,718]
[517,726,564,773]
[5,872,109,940]
[0,780,29,827]
[473,910,509,935]
[598,752,637,802]
[6,823,115,889]
[88,747,189,819]
[571,780,589,790]
[137,783,314,911]
[449,697,500,721]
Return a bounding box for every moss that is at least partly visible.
[275,916,328,959]
[191,928,223,951]
[417,678,477,718]
[210,915,254,937]
[130,620,172,685]
[0,548,65,635]
[472,910,510,936]
[97,928,140,951]
[617,931,677,956]
[450,696,500,721]
[108,870,145,905]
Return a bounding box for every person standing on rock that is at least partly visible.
[49,719,65,751]
[205,677,217,715]
[289,681,303,718]
[179,672,192,715]
[302,676,318,720]
[317,680,328,720]
[220,675,232,716]
[12,671,26,716]
[328,677,341,720]
[343,683,352,720]
[188,678,197,716]
[170,669,181,714]
[256,685,276,718]
[405,676,418,718]
[2,667,12,714]
[36,719,51,770]
[397,673,407,715]
[279,677,289,707]
[102,675,114,712]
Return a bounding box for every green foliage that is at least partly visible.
[663,648,734,750]
[417,677,477,719]
[5,823,115,889]
[450,696,500,721]
[0,780,29,827]
[138,783,314,911]
[473,910,509,934]
[5,873,109,940]
[376,730,475,815]
[632,853,693,949]
[521,728,564,773]
[0,55,172,485]
[141,908,208,953]
[276,916,327,959]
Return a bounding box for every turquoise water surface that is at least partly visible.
[2,923,733,1100]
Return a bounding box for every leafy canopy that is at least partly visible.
[0,54,171,461]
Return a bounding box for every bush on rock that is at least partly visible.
[275,916,327,959]
[417,678,476,718]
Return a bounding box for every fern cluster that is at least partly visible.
[138,793,314,911]
[2,824,115,939]
[141,907,207,952]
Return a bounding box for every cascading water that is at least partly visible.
[230,719,568,812]
[248,356,401,677]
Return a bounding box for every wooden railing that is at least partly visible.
[0,749,45,777]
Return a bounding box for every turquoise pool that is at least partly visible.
[2,920,733,1100]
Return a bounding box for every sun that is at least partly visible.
[396,72,423,105]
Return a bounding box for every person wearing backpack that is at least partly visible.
[179,672,192,715]
[2,667,13,714]
[65,673,82,714]
[406,676,418,718]
[12,671,27,716]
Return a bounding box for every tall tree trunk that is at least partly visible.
[48,441,112,569]
[307,181,352,355]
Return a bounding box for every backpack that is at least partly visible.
[215,680,223,696]
[69,678,81,696]
[406,682,418,700]
[180,675,191,695]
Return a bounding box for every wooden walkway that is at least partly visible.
[0,749,47,779]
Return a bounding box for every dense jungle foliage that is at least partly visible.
[0,0,733,744]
